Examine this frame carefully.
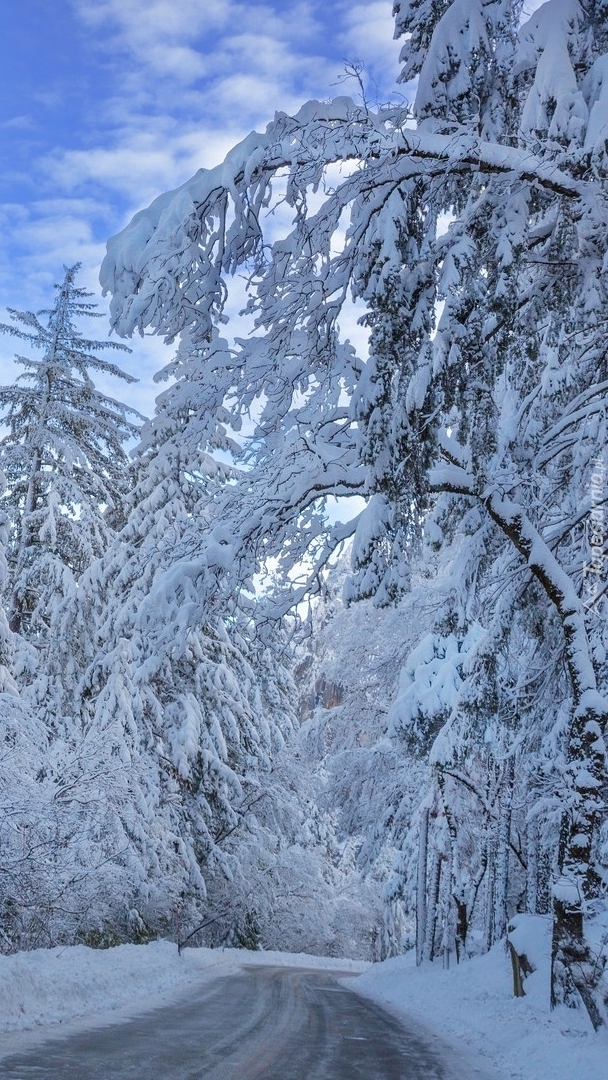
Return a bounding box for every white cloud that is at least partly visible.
[1,115,35,131]
[76,0,229,32]
[45,137,196,201]
[339,1,398,61]
[71,0,323,90]
[335,0,401,98]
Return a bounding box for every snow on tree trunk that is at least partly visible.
[482,493,608,1021]
[484,838,496,953]
[425,846,443,963]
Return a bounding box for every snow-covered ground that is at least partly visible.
[0,922,606,1079]
[355,915,608,1080]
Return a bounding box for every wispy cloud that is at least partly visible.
[72,0,328,98]
[1,115,35,131]
[40,1,351,247]
[337,1,401,83]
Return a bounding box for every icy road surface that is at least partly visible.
[0,965,491,1080]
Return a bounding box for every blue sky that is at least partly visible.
[0,0,402,417]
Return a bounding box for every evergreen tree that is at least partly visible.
[0,264,140,641]
[0,269,152,948]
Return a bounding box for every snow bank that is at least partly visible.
[0,941,227,1033]
[0,941,366,1036]
[353,916,608,1080]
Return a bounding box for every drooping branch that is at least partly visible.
[101,100,590,349]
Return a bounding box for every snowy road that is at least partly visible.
[0,965,487,1079]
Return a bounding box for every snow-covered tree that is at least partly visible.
[0,465,138,952]
[101,0,608,1022]
[71,327,307,941]
[0,264,140,642]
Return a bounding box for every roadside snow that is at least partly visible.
[0,941,365,1035]
[353,915,608,1080]
[0,942,227,1033]
[0,925,606,1080]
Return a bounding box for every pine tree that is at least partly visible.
[0,264,140,641]
[0,268,148,947]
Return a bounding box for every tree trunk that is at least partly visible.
[454,895,468,964]
[525,817,539,915]
[484,837,495,952]
[550,804,607,1029]
[494,758,514,942]
[416,805,429,966]
[9,451,42,635]
[436,769,468,959]
[483,495,608,1023]
[467,844,488,931]
[434,472,608,1021]
[508,939,526,998]
[424,847,442,962]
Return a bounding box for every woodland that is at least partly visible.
[1,0,608,1031]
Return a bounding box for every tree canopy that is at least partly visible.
[101,0,608,1023]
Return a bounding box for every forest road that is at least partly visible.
[0,965,493,1080]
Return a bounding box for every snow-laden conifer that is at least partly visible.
[0,264,140,641]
